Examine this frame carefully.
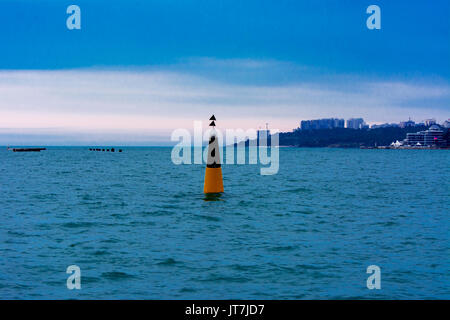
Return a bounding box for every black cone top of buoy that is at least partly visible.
[209,121,216,127]
[209,115,216,121]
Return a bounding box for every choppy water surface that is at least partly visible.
[1,147,449,299]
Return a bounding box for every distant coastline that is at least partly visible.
[237,125,450,149]
[278,126,450,148]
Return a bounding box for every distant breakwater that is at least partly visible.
[89,148,122,152]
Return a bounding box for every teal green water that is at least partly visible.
[1,147,449,299]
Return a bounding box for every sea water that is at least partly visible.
[0,147,449,299]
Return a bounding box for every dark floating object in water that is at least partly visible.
[12,147,46,152]
[89,147,121,152]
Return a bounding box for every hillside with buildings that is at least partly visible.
[279,126,433,148]
[265,117,450,148]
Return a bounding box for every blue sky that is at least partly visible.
[0,0,449,144]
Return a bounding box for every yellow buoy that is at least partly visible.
[204,115,224,194]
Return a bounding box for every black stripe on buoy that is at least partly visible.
[206,135,221,168]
